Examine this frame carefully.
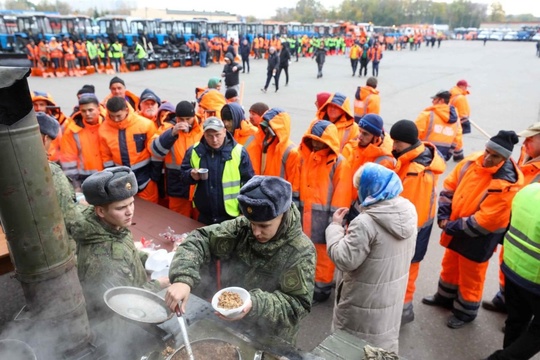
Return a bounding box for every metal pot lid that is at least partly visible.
[104,286,173,324]
[0,339,37,360]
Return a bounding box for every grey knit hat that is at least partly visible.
[36,112,60,139]
[82,166,138,206]
[238,176,292,222]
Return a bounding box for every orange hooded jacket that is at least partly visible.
[342,134,395,201]
[438,152,523,261]
[354,86,380,119]
[415,103,462,161]
[395,141,446,262]
[449,86,470,121]
[196,88,226,120]
[316,92,359,152]
[250,108,299,181]
[99,107,156,192]
[294,120,353,245]
[60,111,105,188]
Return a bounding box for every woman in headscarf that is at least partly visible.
[325,162,417,354]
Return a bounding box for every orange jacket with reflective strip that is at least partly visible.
[415,103,462,161]
[61,112,105,179]
[293,120,352,244]
[449,86,470,120]
[250,108,299,181]
[354,85,380,118]
[438,152,523,248]
[99,108,156,190]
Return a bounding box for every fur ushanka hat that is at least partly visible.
[237,176,292,222]
[82,166,138,206]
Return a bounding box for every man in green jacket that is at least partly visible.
[165,176,316,344]
[486,183,540,360]
[74,166,170,319]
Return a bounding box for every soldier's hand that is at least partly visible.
[165,282,191,314]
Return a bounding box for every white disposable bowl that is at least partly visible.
[211,287,251,319]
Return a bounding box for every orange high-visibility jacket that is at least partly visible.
[293,120,352,244]
[316,92,359,152]
[354,86,381,119]
[449,86,470,121]
[60,111,105,184]
[99,108,156,191]
[101,90,140,112]
[438,152,523,259]
[149,117,203,198]
[62,40,75,61]
[48,40,63,59]
[395,141,446,262]
[250,108,299,181]
[367,46,383,62]
[518,146,540,184]
[196,88,226,118]
[415,103,462,161]
[342,134,395,201]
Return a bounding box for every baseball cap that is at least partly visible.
[456,80,470,87]
[517,122,540,138]
[203,117,225,132]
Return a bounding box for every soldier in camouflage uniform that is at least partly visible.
[38,112,84,255]
[166,176,316,344]
[73,166,169,319]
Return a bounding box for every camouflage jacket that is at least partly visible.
[169,204,316,344]
[50,161,83,254]
[72,206,160,315]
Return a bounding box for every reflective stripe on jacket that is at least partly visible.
[191,141,243,217]
[502,183,540,295]
[415,103,461,161]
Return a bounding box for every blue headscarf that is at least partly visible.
[358,163,403,207]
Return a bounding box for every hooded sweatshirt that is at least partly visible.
[326,163,417,353]
[222,103,259,161]
[222,52,242,87]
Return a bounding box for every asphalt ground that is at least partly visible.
[1,39,539,360]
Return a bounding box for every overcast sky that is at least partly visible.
[136,0,540,19]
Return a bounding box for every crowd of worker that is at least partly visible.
[24,28,443,79]
[29,40,540,358]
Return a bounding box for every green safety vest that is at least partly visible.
[97,43,106,58]
[111,43,123,59]
[503,182,540,286]
[135,43,146,59]
[86,41,97,59]
[191,143,243,217]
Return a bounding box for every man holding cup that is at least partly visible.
[180,117,254,225]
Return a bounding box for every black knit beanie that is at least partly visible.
[390,119,418,145]
[486,130,519,159]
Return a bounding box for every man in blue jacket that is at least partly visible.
[180,117,254,225]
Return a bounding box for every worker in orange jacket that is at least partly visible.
[450,79,472,161]
[354,77,381,121]
[60,94,105,190]
[250,108,299,181]
[422,130,523,329]
[62,37,77,76]
[293,120,352,303]
[220,102,259,166]
[342,114,395,202]
[316,92,359,152]
[149,101,203,216]
[367,43,383,77]
[196,88,227,121]
[482,122,540,314]
[101,76,140,111]
[99,96,158,203]
[32,91,71,163]
[48,36,64,74]
[388,120,446,324]
[415,90,462,161]
[137,88,162,129]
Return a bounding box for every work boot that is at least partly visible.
[313,291,330,304]
[446,315,473,329]
[482,298,507,313]
[401,306,415,325]
[422,294,453,310]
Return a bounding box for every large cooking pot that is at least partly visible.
[167,339,241,360]
[0,339,37,360]
[103,286,173,324]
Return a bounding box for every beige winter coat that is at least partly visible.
[326,196,417,353]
